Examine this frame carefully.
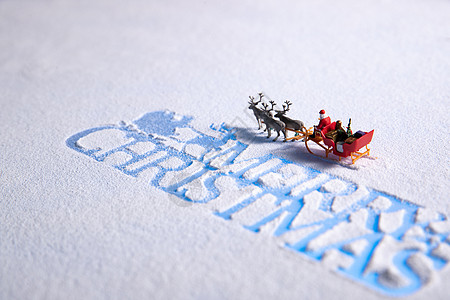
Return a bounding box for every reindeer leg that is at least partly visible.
[267,128,271,138]
[273,130,280,141]
[254,116,260,129]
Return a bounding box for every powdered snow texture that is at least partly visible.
[205,176,262,212]
[281,225,322,245]
[173,127,199,142]
[431,243,450,261]
[402,226,426,240]
[242,159,282,181]
[428,220,450,234]
[331,186,369,213]
[258,164,309,189]
[219,158,259,175]
[76,128,132,155]
[172,113,184,122]
[135,166,159,183]
[203,140,237,162]
[159,157,185,169]
[232,193,286,226]
[406,253,435,284]
[365,236,426,288]
[290,174,329,197]
[290,191,331,227]
[183,143,205,159]
[322,179,347,193]
[122,121,148,136]
[343,239,369,256]
[378,209,406,233]
[258,211,290,235]
[349,209,370,227]
[378,269,410,289]
[126,141,155,155]
[103,151,132,166]
[322,249,354,270]
[219,139,237,152]
[258,172,285,189]
[159,161,204,188]
[277,164,308,186]
[429,236,441,246]
[203,126,225,140]
[181,170,218,201]
[278,164,307,177]
[125,151,166,171]
[415,207,440,224]
[209,151,235,169]
[159,138,184,152]
[307,210,371,252]
[368,196,392,212]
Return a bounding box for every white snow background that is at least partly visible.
[1,0,449,299]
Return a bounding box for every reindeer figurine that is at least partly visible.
[274,100,305,135]
[261,101,286,141]
[248,94,265,130]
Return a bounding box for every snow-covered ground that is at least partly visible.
[1,0,449,299]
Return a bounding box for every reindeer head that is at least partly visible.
[248,95,262,109]
[274,100,292,117]
[261,101,276,117]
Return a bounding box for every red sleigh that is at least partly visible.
[304,122,374,164]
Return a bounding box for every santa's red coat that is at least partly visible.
[317,116,331,130]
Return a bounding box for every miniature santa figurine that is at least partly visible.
[317,109,331,130]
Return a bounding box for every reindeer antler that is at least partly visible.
[258,92,264,101]
[249,95,263,105]
[261,102,269,111]
[284,100,292,112]
[249,95,262,105]
[268,100,277,112]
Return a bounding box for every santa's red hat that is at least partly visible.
[319,109,327,120]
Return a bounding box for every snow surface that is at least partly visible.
[378,209,406,233]
[343,239,369,256]
[307,210,371,251]
[126,141,156,155]
[368,196,392,212]
[1,0,450,299]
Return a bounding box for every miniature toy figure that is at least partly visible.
[274,100,305,134]
[245,93,374,164]
[305,118,374,164]
[346,118,352,136]
[325,120,348,143]
[261,101,286,141]
[310,109,331,138]
[317,109,331,130]
[248,94,265,130]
